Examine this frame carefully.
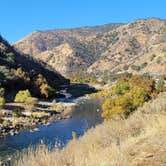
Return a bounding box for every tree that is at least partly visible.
[14,68,30,84]
[40,83,55,98]
[34,74,55,98]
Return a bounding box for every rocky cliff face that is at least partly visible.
[14,19,166,77]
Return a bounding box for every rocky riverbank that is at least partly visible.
[0,97,90,137]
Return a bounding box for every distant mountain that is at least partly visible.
[88,18,166,76]
[13,23,122,76]
[0,35,69,100]
[14,19,166,78]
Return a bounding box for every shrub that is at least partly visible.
[0,111,3,119]
[14,90,32,103]
[12,110,22,117]
[140,62,147,69]
[112,81,130,95]
[102,98,114,112]
[131,65,141,71]
[56,102,64,112]
[102,106,125,119]
[155,77,165,93]
[14,90,38,111]
[50,100,57,112]
[130,88,148,108]
[0,97,5,109]
[101,76,156,119]
[32,112,49,118]
[0,87,5,97]
[123,65,129,70]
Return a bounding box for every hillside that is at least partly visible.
[14,18,166,78]
[13,23,123,77]
[88,18,166,76]
[0,35,69,100]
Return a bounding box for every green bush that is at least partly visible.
[14,90,31,103]
[14,90,38,111]
[112,81,130,95]
[101,76,156,119]
[0,88,5,97]
[0,97,5,109]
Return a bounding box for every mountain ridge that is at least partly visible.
[13,18,166,78]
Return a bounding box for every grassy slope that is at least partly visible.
[15,92,166,166]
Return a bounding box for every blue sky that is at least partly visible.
[0,0,166,43]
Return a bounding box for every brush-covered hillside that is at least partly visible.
[14,18,166,78]
[0,35,69,100]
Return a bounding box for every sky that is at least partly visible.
[0,0,166,43]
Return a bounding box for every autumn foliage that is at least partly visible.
[101,76,158,119]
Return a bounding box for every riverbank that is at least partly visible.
[0,96,90,137]
[14,92,166,166]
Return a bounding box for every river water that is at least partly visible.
[0,97,102,161]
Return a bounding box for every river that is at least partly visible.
[0,97,102,162]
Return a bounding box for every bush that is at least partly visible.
[56,102,64,112]
[140,62,147,69]
[101,76,156,119]
[0,88,5,97]
[112,81,130,95]
[14,90,38,111]
[123,65,129,70]
[155,77,165,93]
[32,112,48,118]
[131,65,141,71]
[50,100,57,112]
[14,90,32,103]
[0,97,5,109]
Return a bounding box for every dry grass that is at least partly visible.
[14,93,166,166]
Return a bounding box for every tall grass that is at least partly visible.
[14,93,166,166]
